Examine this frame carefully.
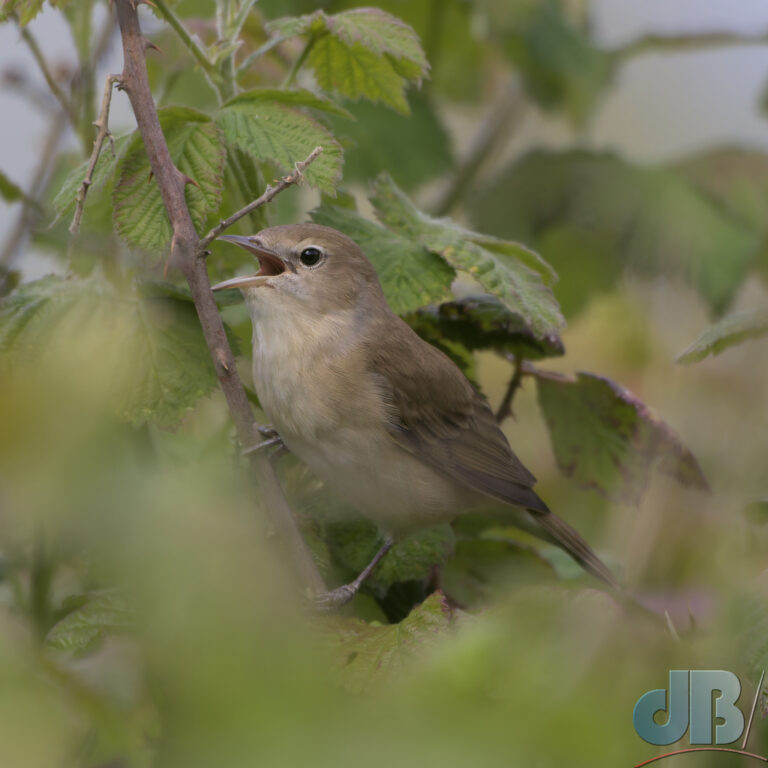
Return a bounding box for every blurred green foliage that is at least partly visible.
[2,0,768,766]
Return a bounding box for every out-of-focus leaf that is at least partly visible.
[676,309,768,364]
[114,108,225,252]
[321,591,453,693]
[52,134,130,219]
[0,0,44,25]
[0,169,39,209]
[216,96,343,194]
[535,371,709,502]
[324,520,455,595]
[678,148,768,235]
[267,8,429,113]
[471,150,761,315]
[370,174,563,338]
[406,295,564,361]
[0,276,228,428]
[441,537,556,608]
[329,92,452,191]
[501,0,613,125]
[744,498,768,525]
[310,204,454,315]
[45,591,133,653]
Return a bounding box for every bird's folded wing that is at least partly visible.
[369,316,547,513]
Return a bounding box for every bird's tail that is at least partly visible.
[531,509,619,590]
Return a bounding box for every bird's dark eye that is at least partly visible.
[299,246,323,267]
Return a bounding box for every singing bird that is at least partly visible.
[213,224,616,606]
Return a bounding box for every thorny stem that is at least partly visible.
[113,0,326,596]
[0,12,116,281]
[70,74,120,235]
[199,146,323,253]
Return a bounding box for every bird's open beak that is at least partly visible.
[211,235,286,291]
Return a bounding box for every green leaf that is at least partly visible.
[216,98,343,195]
[0,169,39,209]
[330,92,453,191]
[268,9,429,114]
[370,174,563,338]
[45,591,133,653]
[405,295,565,361]
[324,520,455,595]
[321,591,453,693]
[744,498,768,525]
[678,148,768,235]
[502,0,613,125]
[470,150,760,315]
[536,371,709,502]
[310,204,454,315]
[326,8,429,80]
[676,309,768,364]
[223,87,354,120]
[113,108,225,252]
[52,133,130,219]
[0,276,227,428]
[0,0,43,25]
[441,537,556,608]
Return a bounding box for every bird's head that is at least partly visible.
[211,223,382,318]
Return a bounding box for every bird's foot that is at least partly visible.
[257,424,280,440]
[244,424,287,456]
[313,582,360,611]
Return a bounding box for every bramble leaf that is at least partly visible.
[114,108,225,252]
[221,87,354,120]
[370,174,563,338]
[216,96,343,194]
[331,93,453,191]
[46,591,133,653]
[470,150,761,315]
[0,168,38,208]
[321,591,453,693]
[406,295,565,361]
[324,520,455,595]
[536,371,708,502]
[267,9,429,114]
[53,134,130,219]
[0,276,227,428]
[310,204,454,315]
[676,309,768,364]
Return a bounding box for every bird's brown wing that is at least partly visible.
[368,314,547,513]
[368,314,618,588]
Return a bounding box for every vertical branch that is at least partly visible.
[113,0,325,596]
[70,74,120,235]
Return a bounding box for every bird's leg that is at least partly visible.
[314,537,395,611]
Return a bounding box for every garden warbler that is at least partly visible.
[213,224,616,606]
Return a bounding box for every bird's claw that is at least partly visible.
[244,425,287,456]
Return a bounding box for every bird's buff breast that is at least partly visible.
[249,310,464,535]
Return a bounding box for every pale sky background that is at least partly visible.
[2,0,768,252]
